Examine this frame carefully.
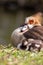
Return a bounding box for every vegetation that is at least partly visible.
[0,45,43,65]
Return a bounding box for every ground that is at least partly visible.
[0,45,43,65]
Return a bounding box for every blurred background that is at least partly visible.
[0,0,43,47]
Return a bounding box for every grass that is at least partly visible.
[0,45,43,65]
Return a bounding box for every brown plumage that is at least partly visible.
[23,26,43,41]
[27,39,43,52]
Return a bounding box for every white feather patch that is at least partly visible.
[35,44,40,47]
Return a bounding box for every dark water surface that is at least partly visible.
[0,7,34,46]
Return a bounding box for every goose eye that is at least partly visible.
[29,19,34,24]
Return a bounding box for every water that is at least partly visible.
[0,7,34,46]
